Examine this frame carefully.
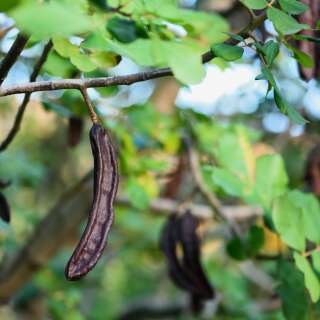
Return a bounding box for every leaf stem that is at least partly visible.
[79,86,98,123]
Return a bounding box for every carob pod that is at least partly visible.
[190,294,205,315]
[160,212,214,314]
[0,192,10,223]
[68,116,84,148]
[160,214,201,293]
[178,211,214,299]
[0,179,11,223]
[65,123,119,280]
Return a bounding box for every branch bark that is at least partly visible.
[0,13,266,97]
[0,33,29,86]
[0,171,262,302]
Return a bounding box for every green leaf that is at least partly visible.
[89,0,108,10]
[273,190,320,250]
[70,52,96,72]
[240,0,268,9]
[274,90,289,114]
[153,40,206,84]
[226,225,264,260]
[144,2,229,44]
[293,34,320,44]
[263,40,280,66]
[261,66,277,92]
[279,0,309,15]
[86,35,206,84]
[214,127,255,189]
[43,52,76,78]
[90,51,119,68]
[246,225,265,256]
[107,17,139,43]
[54,36,118,71]
[274,90,307,125]
[0,0,20,12]
[277,260,309,320]
[260,67,306,124]
[107,0,119,8]
[126,177,150,210]
[267,7,309,35]
[225,32,244,42]
[290,45,314,68]
[291,191,320,244]
[104,38,155,66]
[272,192,305,251]
[52,37,78,58]
[312,252,320,273]
[226,237,247,260]
[211,43,244,61]
[167,45,205,84]
[10,2,93,39]
[212,167,244,197]
[254,154,288,209]
[294,252,320,303]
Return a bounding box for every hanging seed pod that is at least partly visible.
[68,116,84,147]
[160,211,215,315]
[160,214,200,293]
[0,192,10,223]
[65,123,119,280]
[178,211,214,299]
[190,294,205,315]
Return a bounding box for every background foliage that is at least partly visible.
[0,0,320,319]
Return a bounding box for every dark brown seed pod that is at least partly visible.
[65,123,119,280]
[68,116,84,147]
[178,211,214,299]
[190,294,204,315]
[160,213,213,302]
[0,192,10,223]
[160,214,199,292]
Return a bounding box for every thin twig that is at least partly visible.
[239,261,275,294]
[185,139,242,237]
[267,0,277,7]
[0,40,53,152]
[0,13,266,97]
[0,33,29,86]
[79,86,98,123]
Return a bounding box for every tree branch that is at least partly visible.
[0,33,29,86]
[0,40,53,152]
[0,13,266,97]
[0,66,173,96]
